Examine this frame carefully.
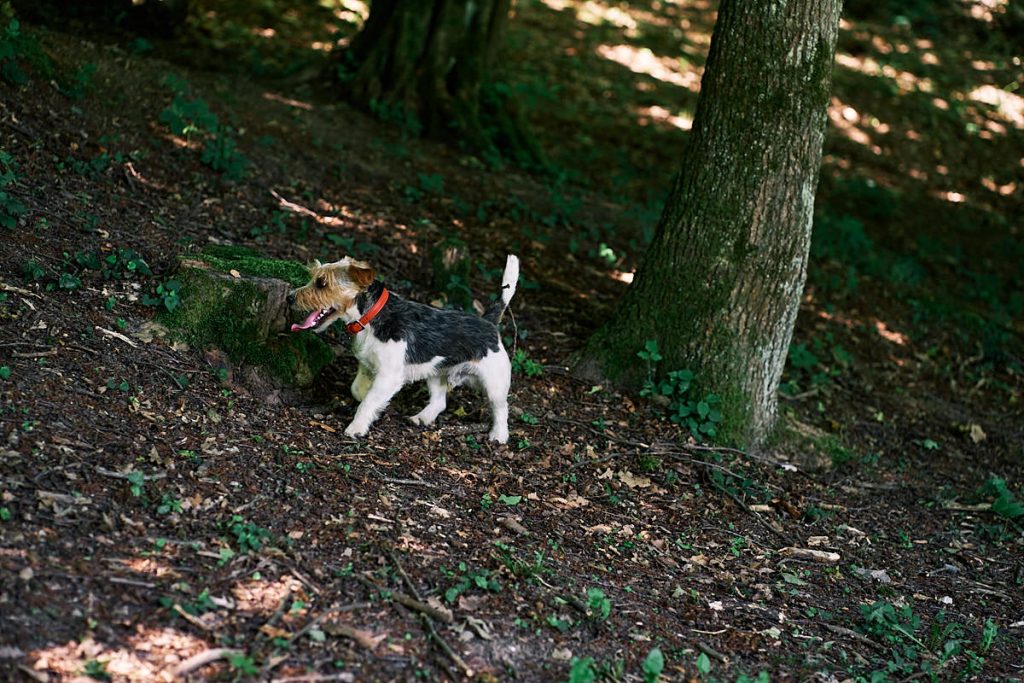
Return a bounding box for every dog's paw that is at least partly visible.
[409,412,435,427]
[343,422,367,438]
[488,427,509,444]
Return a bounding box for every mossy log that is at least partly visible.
[161,246,333,388]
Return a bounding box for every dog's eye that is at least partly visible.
[315,277,327,289]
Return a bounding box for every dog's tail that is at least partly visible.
[483,255,519,325]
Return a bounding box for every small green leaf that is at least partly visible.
[642,647,664,682]
[696,652,711,676]
[498,494,522,506]
[0,366,10,380]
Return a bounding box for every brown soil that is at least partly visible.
[0,1,1022,681]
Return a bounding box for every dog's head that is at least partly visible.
[288,257,376,333]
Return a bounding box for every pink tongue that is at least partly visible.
[291,309,322,332]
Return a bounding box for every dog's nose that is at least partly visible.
[286,292,296,305]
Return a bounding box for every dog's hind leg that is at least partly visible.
[410,375,447,426]
[345,372,402,438]
[479,351,512,444]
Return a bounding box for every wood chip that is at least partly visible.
[779,547,841,563]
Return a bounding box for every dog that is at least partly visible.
[288,254,520,443]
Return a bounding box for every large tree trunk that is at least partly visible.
[342,0,539,159]
[574,0,842,447]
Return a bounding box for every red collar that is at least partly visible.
[346,288,389,335]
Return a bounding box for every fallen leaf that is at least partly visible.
[969,423,986,443]
[618,471,651,489]
[323,622,387,651]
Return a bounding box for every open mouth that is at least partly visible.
[290,307,336,332]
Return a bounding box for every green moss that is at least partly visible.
[161,264,332,386]
[197,244,311,287]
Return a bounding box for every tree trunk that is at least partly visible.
[574,0,842,447]
[342,0,539,160]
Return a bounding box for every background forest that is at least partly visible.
[0,0,1021,681]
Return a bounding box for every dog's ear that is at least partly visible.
[308,259,322,272]
[348,260,376,289]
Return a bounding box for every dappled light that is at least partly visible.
[29,628,207,682]
[1,0,1022,680]
[596,44,701,91]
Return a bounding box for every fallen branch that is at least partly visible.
[388,551,472,678]
[779,547,841,564]
[353,574,453,624]
[95,325,138,348]
[173,648,243,678]
[94,467,166,482]
[821,624,885,653]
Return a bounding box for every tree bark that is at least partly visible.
[574,0,842,447]
[341,0,540,160]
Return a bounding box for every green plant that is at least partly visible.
[511,348,543,377]
[226,651,259,677]
[444,562,501,603]
[142,279,182,313]
[126,471,146,497]
[0,366,10,380]
[567,656,596,683]
[980,477,1024,520]
[82,659,111,681]
[225,515,271,553]
[642,647,664,683]
[0,151,26,230]
[156,493,182,515]
[639,340,723,439]
[159,78,248,180]
[585,587,611,622]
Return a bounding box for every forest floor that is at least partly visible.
[1,0,1022,681]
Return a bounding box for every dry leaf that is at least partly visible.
[323,622,387,651]
[618,471,651,489]
[969,423,986,443]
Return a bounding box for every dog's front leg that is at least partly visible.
[344,372,403,438]
[351,364,373,402]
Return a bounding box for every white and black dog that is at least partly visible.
[288,255,519,443]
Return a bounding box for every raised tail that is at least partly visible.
[483,254,519,324]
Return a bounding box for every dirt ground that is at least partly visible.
[1,1,1022,681]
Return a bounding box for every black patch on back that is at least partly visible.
[356,282,500,366]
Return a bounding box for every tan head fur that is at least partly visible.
[289,257,377,332]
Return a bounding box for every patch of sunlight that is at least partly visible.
[578,0,638,30]
[834,53,935,94]
[232,575,302,614]
[638,105,692,131]
[827,98,882,155]
[253,27,276,39]
[30,629,207,683]
[982,177,1017,196]
[114,556,179,579]
[333,0,368,26]
[610,270,634,283]
[938,190,967,203]
[875,320,908,345]
[596,44,701,91]
[968,0,1009,23]
[967,85,1024,128]
[263,91,314,111]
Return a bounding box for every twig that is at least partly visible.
[108,576,156,588]
[173,648,243,677]
[353,574,452,624]
[94,466,166,482]
[382,477,438,488]
[12,349,57,359]
[173,603,213,631]
[696,640,728,662]
[95,325,138,348]
[387,551,473,678]
[706,473,792,545]
[821,624,885,653]
[779,547,841,564]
